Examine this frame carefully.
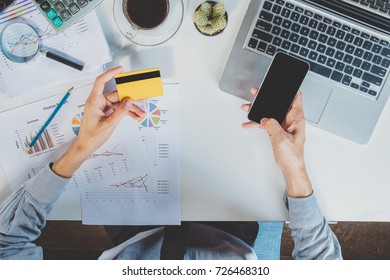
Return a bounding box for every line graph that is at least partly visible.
[83,174,158,203]
[87,144,124,160]
[67,157,135,189]
[7,24,56,54]
[110,174,150,193]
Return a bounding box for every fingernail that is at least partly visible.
[260,118,267,125]
[124,99,132,108]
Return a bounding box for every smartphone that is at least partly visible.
[248,52,309,125]
[0,0,15,14]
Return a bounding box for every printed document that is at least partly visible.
[81,84,181,225]
[0,0,111,97]
[0,84,181,225]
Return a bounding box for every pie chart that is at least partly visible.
[71,113,83,135]
[140,102,161,128]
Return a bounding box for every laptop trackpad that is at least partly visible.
[300,78,332,124]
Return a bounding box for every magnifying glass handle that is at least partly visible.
[44,51,85,71]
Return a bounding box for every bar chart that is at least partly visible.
[24,129,54,155]
[14,124,58,156]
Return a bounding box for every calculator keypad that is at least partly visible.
[33,0,102,31]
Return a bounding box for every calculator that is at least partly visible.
[32,0,103,32]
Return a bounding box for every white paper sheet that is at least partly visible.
[81,84,182,225]
[0,85,147,187]
[0,0,112,97]
[0,84,182,225]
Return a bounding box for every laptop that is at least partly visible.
[219,0,390,144]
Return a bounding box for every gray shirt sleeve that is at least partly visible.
[0,164,342,260]
[287,193,343,260]
[0,165,69,260]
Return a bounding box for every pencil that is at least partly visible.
[26,87,74,154]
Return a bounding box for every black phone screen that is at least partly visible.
[248,52,309,124]
[0,0,15,13]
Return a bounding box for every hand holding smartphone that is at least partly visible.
[248,52,309,125]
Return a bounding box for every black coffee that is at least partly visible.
[124,0,169,30]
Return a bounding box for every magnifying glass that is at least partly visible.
[0,22,84,71]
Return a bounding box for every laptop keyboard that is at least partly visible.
[347,0,390,16]
[245,0,390,99]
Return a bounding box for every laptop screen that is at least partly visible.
[303,0,390,34]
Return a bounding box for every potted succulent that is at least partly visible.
[193,1,227,36]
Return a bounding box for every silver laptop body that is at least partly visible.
[219,0,390,144]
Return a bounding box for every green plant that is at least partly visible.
[194,2,227,36]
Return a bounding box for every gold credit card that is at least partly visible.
[115,68,164,101]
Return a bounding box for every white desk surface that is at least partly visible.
[1,0,390,222]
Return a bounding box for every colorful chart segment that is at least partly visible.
[24,128,54,155]
[0,0,37,25]
[71,113,83,135]
[141,103,161,128]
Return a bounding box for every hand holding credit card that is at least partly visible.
[115,68,164,100]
